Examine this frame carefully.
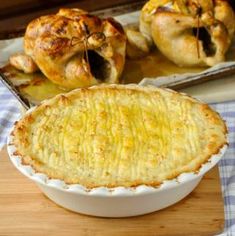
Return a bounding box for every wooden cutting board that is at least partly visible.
[0,146,224,236]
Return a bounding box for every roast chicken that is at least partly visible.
[10,8,126,89]
[140,0,235,67]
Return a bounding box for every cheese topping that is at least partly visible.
[12,85,227,188]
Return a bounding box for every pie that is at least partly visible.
[11,85,227,188]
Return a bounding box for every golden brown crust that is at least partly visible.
[9,53,39,73]
[11,8,126,89]
[140,0,235,67]
[12,85,227,188]
[124,25,151,59]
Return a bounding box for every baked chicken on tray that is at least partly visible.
[140,0,235,67]
[9,8,126,89]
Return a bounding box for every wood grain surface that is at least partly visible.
[0,146,224,236]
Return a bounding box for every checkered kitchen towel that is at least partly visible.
[0,82,20,145]
[0,81,235,235]
[213,102,235,235]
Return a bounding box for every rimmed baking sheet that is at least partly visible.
[1,10,235,107]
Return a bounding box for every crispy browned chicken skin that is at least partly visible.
[140,0,235,67]
[10,8,126,89]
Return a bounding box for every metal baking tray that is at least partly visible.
[1,2,235,108]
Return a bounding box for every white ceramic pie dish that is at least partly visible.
[7,118,228,217]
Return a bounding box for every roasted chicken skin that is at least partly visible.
[140,0,235,67]
[10,8,126,89]
[10,53,39,73]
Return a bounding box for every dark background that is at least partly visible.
[0,0,144,39]
[0,0,234,39]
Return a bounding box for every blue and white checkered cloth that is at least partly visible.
[0,82,20,144]
[0,81,235,235]
[213,102,235,235]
